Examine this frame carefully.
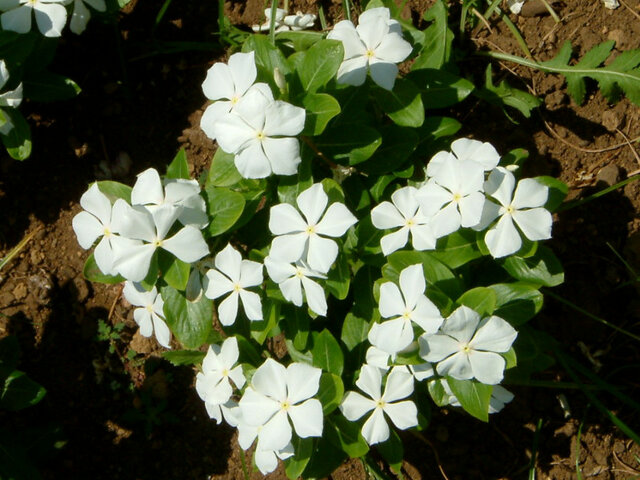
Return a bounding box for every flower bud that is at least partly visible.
[274,67,287,93]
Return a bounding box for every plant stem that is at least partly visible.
[528,418,543,480]
[559,175,640,211]
[342,0,351,22]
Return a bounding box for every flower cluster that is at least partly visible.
[251,8,316,33]
[0,60,23,136]
[0,0,106,37]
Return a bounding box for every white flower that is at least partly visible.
[238,359,323,452]
[482,167,552,258]
[507,0,526,14]
[365,346,393,371]
[368,264,443,355]
[72,183,124,276]
[371,186,436,255]
[0,0,68,37]
[437,380,514,413]
[340,365,417,445]
[110,199,209,282]
[123,281,171,348]
[69,0,105,34]
[0,60,22,135]
[268,183,357,274]
[251,7,286,32]
[195,337,246,424]
[235,414,295,475]
[264,256,327,316]
[426,138,500,178]
[200,51,272,140]
[416,156,486,239]
[326,7,412,90]
[213,87,306,179]
[204,244,263,326]
[283,11,316,30]
[419,306,517,385]
[131,168,208,229]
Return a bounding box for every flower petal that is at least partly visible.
[259,409,292,452]
[418,333,459,363]
[214,244,242,283]
[204,268,234,299]
[458,191,485,228]
[162,226,209,263]
[442,305,481,343]
[112,240,155,282]
[316,203,357,237]
[131,168,164,206]
[152,314,172,349]
[368,318,413,355]
[356,364,382,400]
[340,391,375,421]
[270,232,307,264]
[253,358,288,402]
[217,291,239,326]
[411,296,443,334]
[264,256,296,284]
[435,351,473,380]
[368,58,398,91]
[410,223,437,251]
[383,400,417,430]
[512,208,552,241]
[468,350,505,385]
[484,167,515,208]
[286,362,321,405]
[335,56,368,86]
[279,276,303,306]
[134,308,153,337]
[361,407,389,445]
[326,20,366,59]
[371,201,405,229]
[80,183,112,224]
[1,6,31,34]
[485,214,521,258]
[200,101,231,140]
[451,138,500,171]
[228,51,257,97]
[378,282,405,318]
[380,227,409,256]
[301,276,327,316]
[240,387,280,426]
[72,211,103,249]
[202,62,234,100]
[239,290,263,321]
[239,260,263,288]
[382,366,414,403]
[269,203,307,235]
[264,100,305,137]
[470,316,517,353]
[512,178,548,209]
[296,183,327,226]
[262,137,301,176]
[235,141,273,179]
[306,234,338,274]
[374,31,412,63]
[399,264,425,310]
[33,2,66,37]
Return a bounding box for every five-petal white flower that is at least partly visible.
[340,365,418,445]
[327,7,412,90]
[419,306,517,385]
[426,138,500,178]
[0,0,68,37]
[213,87,305,179]
[371,186,436,256]
[482,167,552,258]
[368,264,443,355]
[238,358,323,452]
[269,183,357,274]
[204,244,263,326]
[122,281,171,348]
[195,337,246,424]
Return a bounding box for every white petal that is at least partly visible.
[204,269,234,299]
[301,276,327,316]
[378,282,405,318]
[134,308,154,337]
[380,227,409,256]
[1,6,31,34]
[382,366,414,403]
[259,409,292,452]
[239,290,263,321]
[228,51,257,97]
[458,191,485,228]
[93,236,115,274]
[361,408,389,445]
[254,449,278,475]
[470,316,517,353]
[234,141,273,179]
[306,234,338,274]
[356,16,386,51]
[512,208,552,241]
[112,241,155,282]
[80,183,112,224]
[430,202,461,239]
[200,101,231,140]
[451,138,500,171]
[512,178,548,209]
[240,387,280,426]
[288,399,323,437]
[368,58,398,91]
[410,223,437,251]
[111,201,156,243]
[371,201,405,229]
[383,401,418,431]
[468,350,505,385]
[411,296,443,334]
[253,358,287,401]
[0,83,22,108]
[123,281,155,307]
[33,2,66,37]
[365,346,391,370]
[162,226,209,263]
[368,318,413,355]
[69,0,89,34]
[233,88,270,131]
[374,31,412,63]
[264,100,305,137]
[415,182,452,216]
[151,204,181,240]
[217,292,239,326]
[315,203,357,237]
[425,150,453,178]
[356,364,382,400]
[152,314,172,348]
[336,56,369,86]
[296,183,327,226]
[485,214,522,258]
[214,114,256,154]
[239,260,263,288]
[484,167,515,208]
[72,211,103,249]
[269,203,307,235]
[442,306,481,343]
[202,62,235,100]
[286,363,321,404]
[214,244,242,283]
[399,264,425,310]
[436,352,473,380]
[418,333,459,363]
[279,276,303,306]
[391,186,419,219]
[264,256,296,284]
[131,168,164,206]
[326,20,366,59]
[262,137,301,176]
[340,391,375,421]
[270,232,307,264]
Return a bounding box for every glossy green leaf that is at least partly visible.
[23,72,81,102]
[1,109,31,160]
[409,68,474,108]
[158,254,190,291]
[384,250,462,298]
[474,64,542,119]
[284,437,314,480]
[412,0,453,70]
[373,78,425,127]
[431,230,482,269]
[206,148,242,187]
[489,282,544,326]
[316,125,382,165]
[341,313,371,351]
[243,34,291,84]
[277,155,313,204]
[317,373,344,415]
[166,148,190,179]
[250,299,280,345]
[162,350,206,366]
[502,246,564,287]
[535,176,568,213]
[299,39,344,92]
[276,30,324,51]
[427,378,450,407]
[361,125,418,175]
[161,286,212,349]
[326,252,350,300]
[302,93,341,136]
[96,180,132,203]
[312,330,344,376]
[327,414,369,458]
[456,287,497,317]
[377,429,403,474]
[446,377,492,422]
[204,186,245,236]
[1,370,46,411]
[83,253,125,284]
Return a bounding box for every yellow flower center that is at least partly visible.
[103,227,112,237]
[153,239,163,247]
[406,218,415,227]
[506,205,515,214]
[402,309,412,320]
[376,399,386,408]
[366,49,375,58]
[453,193,462,203]
[230,95,239,105]
[145,305,154,313]
[461,344,471,353]
[305,225,316,235]
[281,400,291,411]
[256,131,266,140]
[233,283,242,293]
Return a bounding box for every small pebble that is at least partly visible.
[596,164,621,186]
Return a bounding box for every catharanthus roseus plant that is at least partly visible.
[73,3,570,477]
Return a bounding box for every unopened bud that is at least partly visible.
[274,67,287,93]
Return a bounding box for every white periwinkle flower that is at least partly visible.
[268,183,357,274]
[239,359,323,452]
[69,0,106,35]
[264,256,327,316]
[251,7,286,32]
[195,337,246,424]
[417,156,486,239]
[327,7,412,90]
[110,199,209,281]
[200,51,272,140]
[340,365,418,445]
[426,138,500,178]
[368,264,443,355]
[371,186,436,256]
[204,244,263,326]
[0,60,22,135]
[213,87,306,179]
[482,167,552,258]
[0,0,68,37]
[123,281,171,349]
[283,11,316,30]
[72,183,121,276]
[419,306,517,385]
[131,168,208,229]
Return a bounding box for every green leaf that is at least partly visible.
[236,334,263,366]
[326,252,350,300]
[301,435,347,478]
[299,39,344,93]
[83,253,125,284]
[166,148,190,179]
[317,373,344,415]
[413,0,453,70]
[204,186,245,236]
[446,377,492,422]
[243,34,291,91]
[312,330,344,376]
[158,254,190,291]
[316,125,382,165]
[502,246,564,287]
[302,93,341,136]
[276,30,324,51]
[408,68,474,108]
[503,347,517,369]
[206,148,242,187]
[250,299,280,345]
[377,429,403,474]
[1,370,46,411]
[427,378,451,407]
[23,72,81,102]
[277,155,313,204]
[373,78,425,127]
[456,287,497,317]
[489,282,544,326]
[161,286,212,349]
[327,414,369,458]
[431,230,482,269]
[535,176,568,212]
[360,125,418,175]
[162,350,206,366]
[1,109,31,160]
[341,313,371,351]
[283,307,310,351]
[96,180,132,203]
[284,437,314,480]
[474,64,542,119]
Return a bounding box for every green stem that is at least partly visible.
[559,175,640,212]
[269,1,279,45]
[342,0,351,22]
[528,418,543,480]
[239,448,250,480]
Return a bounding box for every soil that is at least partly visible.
[1,0,640,479]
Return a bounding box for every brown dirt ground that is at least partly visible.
[1,0,640,479]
